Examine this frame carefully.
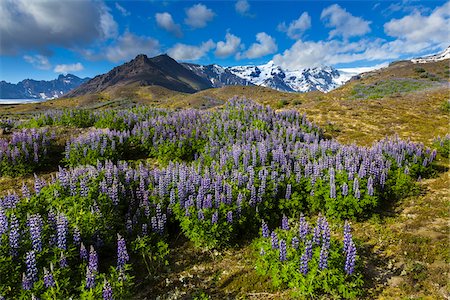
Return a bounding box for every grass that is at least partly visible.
[350,79,434,100]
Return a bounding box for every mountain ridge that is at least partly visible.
[0,74,89,99]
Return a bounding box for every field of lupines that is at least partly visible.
[0,98,442,299]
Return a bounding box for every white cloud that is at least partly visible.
[321,4,371,39]
[103,32,160,62]
[23,54,51,70]
[278,12,311,39]
[54,63,84,74]
[168,40,215,61]
[384,1,449,48]
[155,12,183,38]
[185,4,215,28]
[215,32,241,58]
[115,3,130,17]
[235,0,250,16]
[0,0,118,54]
[238,32,277,59]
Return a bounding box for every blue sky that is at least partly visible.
[0,0,448,83]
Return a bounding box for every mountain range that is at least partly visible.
[2,46,449,100]
[67,54,356,98]
[0,74,89,99]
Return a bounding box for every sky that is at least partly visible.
[0,0,449,83]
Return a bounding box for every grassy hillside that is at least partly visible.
[0,59,448,299]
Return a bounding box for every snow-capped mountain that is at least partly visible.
[411,46,450,64]
[0,74,90,99]
[182,63,253,88]
[228,61,351,93]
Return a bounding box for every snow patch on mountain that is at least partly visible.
[229,61,351,93]
[411,46,450,63]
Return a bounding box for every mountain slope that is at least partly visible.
[66,54,213,97]
[182,63,253,88]
[0,74,89,99]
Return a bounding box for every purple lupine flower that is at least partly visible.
[343,221,352,253]
[25,250,38,284]
[22,182,31,199]
[299,252,308,275]
[197,210,205,221]
[85,266,96,289]
[80,242,88,261]
[354,186,360,199]
[9,213,20,256]
[281,214,289,230]
[0,208,8,238]
[279,239,287,261]
[59,251,68,268]
[299,214,309,241]
[330,182,336,199]
[312,224,321,245]
[102,279,113,300]
[56,213,68,250]
[271,231,279,249]
[367,176,374,196]
[79,177,89,197]
[34,174,42,195]
[353,178,359,193]
[285,184,291,200]
[291,236,299,249]
[318,243,329,270]
[73,226,81,246]
[321,218,330,248]
[305,239,313,260]
[211,211,218,224]
[43,266,55,288]
[28,214,43,252]
[22,273,32,290]
[88,246,98,272]
[226,211,233,223]
[342,182,348,196]
[261,220,269,238]
[117,234,129,270]
[344,240,356,275]
[260,248,266,256]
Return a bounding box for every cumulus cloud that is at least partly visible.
[238,32,277,59]
[278,12,311,39]
[273,2,450,70]
[54,63,84,74]
[0,0,118,55]
[321,4,371,39]
[23,54,51,70]
[115,3,130,17]
[155,12,183,38]
[384,1,449,48]
[101,32,160,62]
[235,0,250,16]
[184,4,215,28]
[215,32,241,58]
[168,40,215,61]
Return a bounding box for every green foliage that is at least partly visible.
[433,136,450,158]
[441,100,450,112]
[414,67,426,73]
[351,79,432,100]
[254,221,364,298]
[276,99,290,109]
[131,236,169,276]
[21,110,97,129]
